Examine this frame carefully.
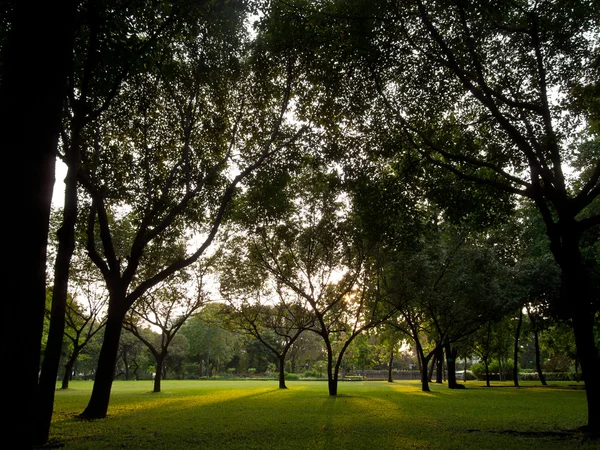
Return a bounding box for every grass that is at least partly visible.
[48,379,597,449]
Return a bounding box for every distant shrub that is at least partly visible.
[265,363,277,378]
[457,370,477,381]
[248,368,256,375]
[284,372,300,380]
[519,372,579,382]
[302,369,321,378]
[471,360,516,380]
[343,375,364,381]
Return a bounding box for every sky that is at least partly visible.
[52,159,68,209]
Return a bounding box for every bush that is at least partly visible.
[519,372,580,382]
[284,372,300,380]
[470,360,516,380]
[302,369,321,378]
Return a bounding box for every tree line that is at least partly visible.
[1,0,598,446]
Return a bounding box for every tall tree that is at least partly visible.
[77,1,305,418]
[369,0,599,429]
[36,1,181,443]
[243,168,391,395]
[0,1,78,445]
[269,0,599,430]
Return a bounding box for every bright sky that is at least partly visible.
[52,159,68,209]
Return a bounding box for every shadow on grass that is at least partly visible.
[468,427,600,442]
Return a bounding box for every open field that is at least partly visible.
[48,379,596,449]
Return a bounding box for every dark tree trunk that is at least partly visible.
[122,350,130,380]
[80,302,127,419]
[326,340,338,396]
[154,356,164,393]
[1,1,77,446]
[62,349,81,389]
[548,219,600,431]
[445,342,460,389]
[388,346,394,383]
[35,124,82,445]
[533,326,547,386]
[415,341,432,392]
[513,309,523,387]
[435,345,443,384]
[484,358,491,387]
[428,357,435,382]
[278,355,287,389]
[62,365,73,390]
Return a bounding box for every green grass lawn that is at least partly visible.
[48,379,596,449]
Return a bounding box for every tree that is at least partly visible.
[60,291,107,389]
[243,168,391,395]
[181,304,240,378]
[369,0,599,429]
[1,1,78,445]
[268,0,599,430]
[221,284,313,388]
[77,1,305,418]
[36,1,181,442]
[218,220,316,388]
[124,266,207,392]
[116,328,149,380]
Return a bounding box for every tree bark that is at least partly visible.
[278,355,287,389]
[62,362,74,390]
[546,215,600,431]
[325,339,338,396]
[154,355,164,393]
[445,341,460,389]
[35,135,81,444]
[484,358,491,387]
[428,356,435,383]
[513,309,523,387]
[435,345,443,384]
[1,1,78,446]
[533,326,547,386]
[62,348,81,389]
[388,346,394,383]
[414,339,433,392]
[80,301,128,419]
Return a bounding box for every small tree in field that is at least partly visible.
[124,266,208,392]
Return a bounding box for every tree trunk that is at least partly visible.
[36,123,82,445]
[122,350,130,380]
[445,342,460,389]
[80,302,127,419]
[513,309,523,387]
[326,341,338,396]
[388,346,394,383]
[1,1,77,446]
[548,220,600,431]
[62,350,80,389]
[484,358,491,387]
[531,319,547,386]
[427,357,435,383]
[435,345,443,384]
[278,355,287,389]
[415,341,431,392]
[154,356,163,393]
[62,365,72,390]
